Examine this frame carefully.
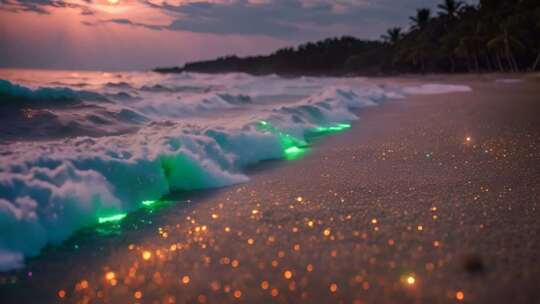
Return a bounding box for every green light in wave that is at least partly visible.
[284,146,307,160]
[98,213,127,224]
[142,200,157,206]
[313,123,351,133]
[257,120,308,154]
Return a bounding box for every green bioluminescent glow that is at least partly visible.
[258,121,308,157]
[142,200,157,206]
[98,213,127,224]
[257,121,352,160]
[313,123,352,133]
[284,146,307,160]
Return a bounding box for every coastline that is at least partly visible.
[1,75,539,303]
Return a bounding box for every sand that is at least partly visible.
[1,74,539,304]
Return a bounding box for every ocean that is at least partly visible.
[0,69,471,270]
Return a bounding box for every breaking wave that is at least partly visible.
[0,79,107,106]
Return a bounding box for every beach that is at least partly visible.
[1,74,539,303]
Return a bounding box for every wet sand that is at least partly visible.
[1,75,539,303]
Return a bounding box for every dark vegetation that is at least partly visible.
[155,0,540,76]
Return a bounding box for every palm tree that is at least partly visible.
[381,27,402,45]
[408,9,432,72]
[487,23,524,72]
[438,0,464,18]
[532,15,540,71]
[409,8,432,31]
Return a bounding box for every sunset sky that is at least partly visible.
[0,0,476,71]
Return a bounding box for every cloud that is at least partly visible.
[140,0,477,39]
[3,0,479,39]
[0,0,95,15]
[96,18,164,31]
[153,0,343,37]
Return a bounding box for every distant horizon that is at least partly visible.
[0,0,477,71]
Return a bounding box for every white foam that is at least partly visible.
[403,84,472,95]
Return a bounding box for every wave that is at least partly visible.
[0,73,472,271]
[0,85,379,270]
[0,79,107,107]
[139,84,213,94]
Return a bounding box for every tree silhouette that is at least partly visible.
[381,27,402,45]
[156,1,540,75]
[409,8,432,31]
[438,0,464,18]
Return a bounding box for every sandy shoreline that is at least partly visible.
[1,75,539,303]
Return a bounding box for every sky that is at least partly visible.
[0,0,477,71]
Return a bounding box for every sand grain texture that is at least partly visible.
[1,76,539,304]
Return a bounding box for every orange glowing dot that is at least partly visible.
[433,241,440,247]
[231,260,239,268]
[362,282,370,290]
[417,225,423,231]
[211,213,219,219]
[247,238,254,245]
[251,209,259,215]
[466,136,472,142]
[181,275,190,284]
[80,280,88,289]
[330,283,338,293]
[323,228,331,236]
[134,291,142,299]
[225,227,231,232]
[210,281,221,291]
[271,288,279,297]
[284,270,293,279]
[296,196,303,202]
[307,220,314,227]
[456,291,465,301]
[406,276,415,285]
[306,264,314,272]
[261,281,269,290]
[371,218,378,224]
[197,294,207,303]
[142,250,152,260]
[58,290,66,298]
[233,290,242,298]
[105,271,115,281]
[293,244,300,251]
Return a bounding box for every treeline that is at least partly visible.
[155,0,540,75]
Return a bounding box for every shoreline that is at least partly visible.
[1,75,539,303]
